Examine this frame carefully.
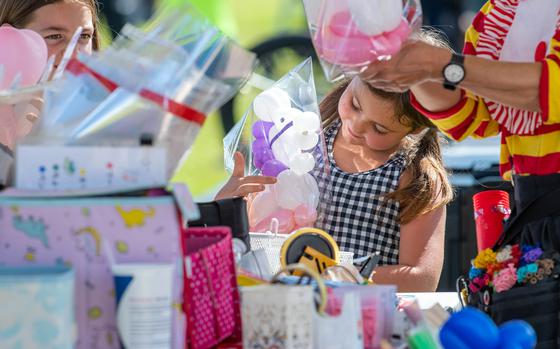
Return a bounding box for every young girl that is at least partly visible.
[218,77,453,291]
[0,0,100,66]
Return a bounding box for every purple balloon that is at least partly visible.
[252,121,274,139]
[253,153,265,168]
[252,138,268,152]
[253,149,274,169]
[252,137,274,167]
[262,159,288,177]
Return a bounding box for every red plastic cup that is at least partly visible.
[473,190,511,252]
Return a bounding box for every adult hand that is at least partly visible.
[215,151,277,200]
[13,96,43,138]
[360,40,451,92]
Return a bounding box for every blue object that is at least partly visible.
[440,308,500,349]
[497,320,537,349]
[440,307,537,349]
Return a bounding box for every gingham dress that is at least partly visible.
[316,120,406,265]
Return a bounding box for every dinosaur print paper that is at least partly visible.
[0,194,184,349]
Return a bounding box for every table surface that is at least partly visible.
[397,292,462,311]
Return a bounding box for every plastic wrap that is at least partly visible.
[303,0,423,81]
[224,58,330,234]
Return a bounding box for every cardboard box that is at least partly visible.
[15,145,167,191]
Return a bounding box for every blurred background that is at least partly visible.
[96,0,510,291]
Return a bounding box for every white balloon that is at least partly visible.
[348,0,403,35]
[269,121,300,164]
[379,0,403,32]
[348,0,385,36]
[293,132,319,151]
[293,111,321,132]
[269,108,319,163]
[275,170,320,210]
[274,107,301,125]
[289,153,316,175]
[253,87,292,122]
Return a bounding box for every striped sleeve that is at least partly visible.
[540,27,560,124]
[410,1,499,142]
[410,91,500,142]
[462,1,493,56]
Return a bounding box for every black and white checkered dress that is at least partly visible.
[316,120,406,265]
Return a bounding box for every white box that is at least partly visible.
[15,145,167,191]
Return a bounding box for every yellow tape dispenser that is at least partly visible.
[280,228,340,275]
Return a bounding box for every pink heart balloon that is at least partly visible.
[0,25,48,89]
[294,204,318,227]
[248,188,280,227]
[250,209,296,234]
[314,11,410,66]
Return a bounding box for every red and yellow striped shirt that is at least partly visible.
[411,1,560,181]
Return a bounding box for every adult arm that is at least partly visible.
[362,40,542,113]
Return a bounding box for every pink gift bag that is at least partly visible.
[181,227,242,349]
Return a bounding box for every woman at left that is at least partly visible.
[0,0,100,66]
[0,0,101,185]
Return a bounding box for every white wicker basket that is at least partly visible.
[249,232,354,273]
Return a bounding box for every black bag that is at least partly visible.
[465,184,560,348]
[468,280,560,349]
[188,197,251,249]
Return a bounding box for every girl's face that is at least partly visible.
[24,1,94,68]
[338,77,413,152]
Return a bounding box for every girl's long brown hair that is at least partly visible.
[320,81,453,224]
[0,0,100,50]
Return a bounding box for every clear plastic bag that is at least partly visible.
[303,0,423,81]
[224,58,330,234]
[328,285,397,349]
[26,2,256,178]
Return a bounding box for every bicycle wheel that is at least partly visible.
[219,34,332,133]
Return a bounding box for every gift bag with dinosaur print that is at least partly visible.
[0,191,184,349]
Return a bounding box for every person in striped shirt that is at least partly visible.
[361,1,560,250]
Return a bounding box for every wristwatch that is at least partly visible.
[442,53,466,90]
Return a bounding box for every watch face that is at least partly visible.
[444,64,465,83]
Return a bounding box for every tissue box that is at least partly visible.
[0,266,75,349]
[15,145,167,190]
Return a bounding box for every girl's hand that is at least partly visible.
[215,151,277,200]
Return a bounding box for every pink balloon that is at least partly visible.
[389,19,412,42]
[375,20,410,57]
[272,209,296,234]
[328,11,366,37]
[0,25,48,89]
[248,189,280,227]
[293,204,318,227]
[314,11,410,66]
[251,209,296,234]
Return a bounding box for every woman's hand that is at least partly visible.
[215,151,277,200]
[362,38,542,112]
[360,40,451,92]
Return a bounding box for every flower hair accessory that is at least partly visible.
[473,249,497,269]
[493,263,517,293]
